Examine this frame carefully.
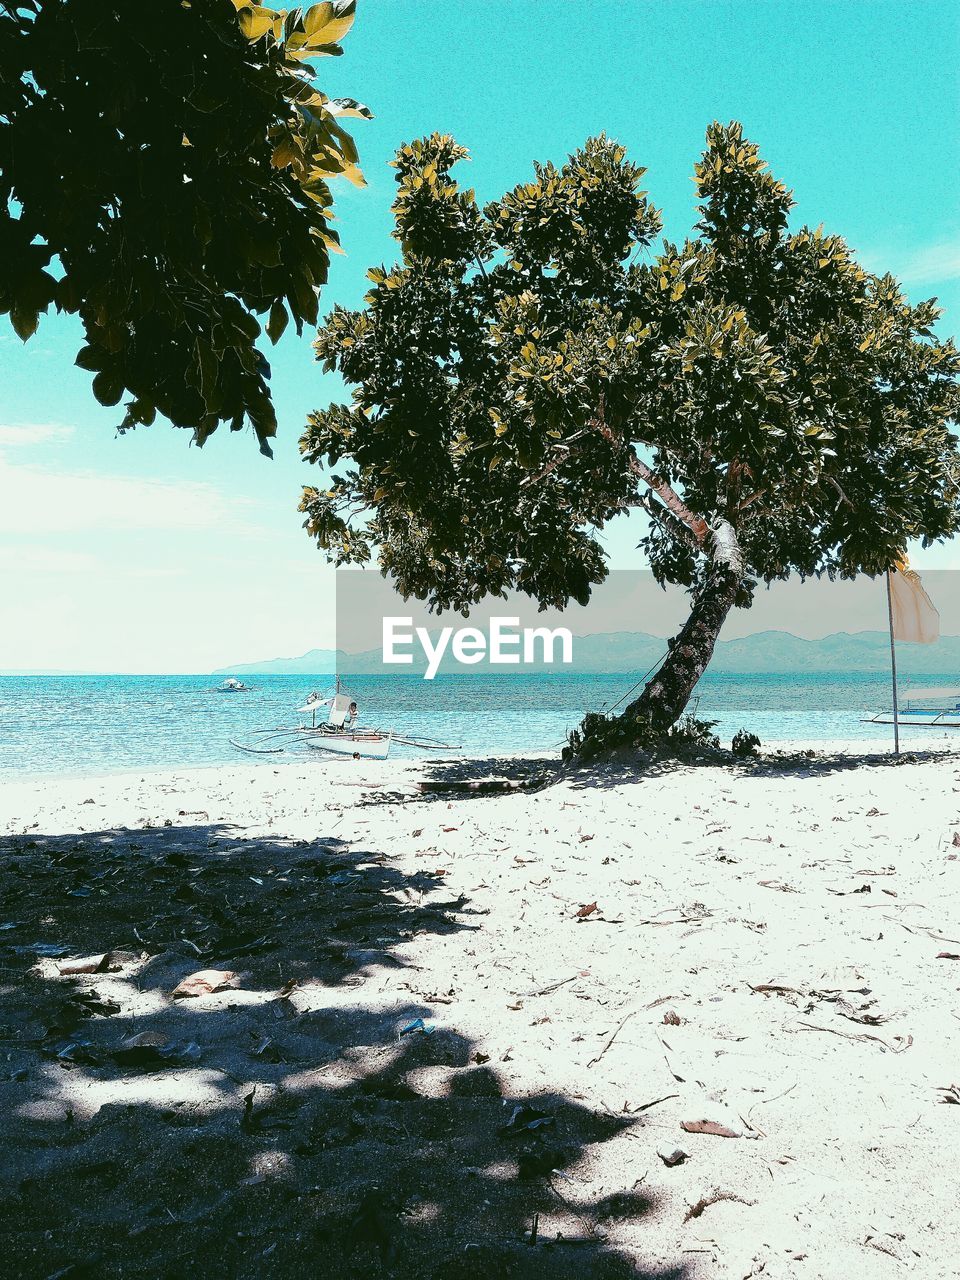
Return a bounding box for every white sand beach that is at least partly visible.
[2,746,959,1278]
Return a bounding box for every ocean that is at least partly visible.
[0,670,947,779]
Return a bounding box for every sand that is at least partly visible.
[1,744,959,1279]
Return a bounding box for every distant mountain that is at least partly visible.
[711,630,960,675]
[214,630,960,677]
[213,648,343,675]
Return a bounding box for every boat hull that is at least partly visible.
[302,729,392,760]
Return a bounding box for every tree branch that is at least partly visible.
[590,418,710,545]
[636,494,703,555]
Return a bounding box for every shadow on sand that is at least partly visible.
[0,820,688,1280]
[395,742,960,801]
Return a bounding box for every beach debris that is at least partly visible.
[684,1189,756,1220]
[750,981,805,998]
[937,951,960,960]
[832,996,887,1026]
[576,901,598,918]
[658,1145,689,1167]
[681,1108,744,1139]
[398,1017,435,1037]
[57,951,118,976]
[797,1022,912,1053]
[586,1007,639,1068]
[750,983,889,1025]
[48,1037,102,1067]
[112,1032,202,1069]
[662,1009,682,1025]
[636,903,712,927]
[520,974,582,998]
[250,1033,280,1061]
[935,1084,960,1104]
[499,1104,555,1137]
[862,1231,915,1263]
[63,991,121,1021]
[625,1093,680,1114]
[172,969,237,999]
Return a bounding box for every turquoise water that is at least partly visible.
[0,670,948,779]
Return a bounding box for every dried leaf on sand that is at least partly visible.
[171,969,237,999]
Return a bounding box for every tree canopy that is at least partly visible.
[300,123,960,740]
[1,0,367,456]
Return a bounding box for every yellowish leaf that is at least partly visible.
[303,0,355,45]
[238,6,274,39]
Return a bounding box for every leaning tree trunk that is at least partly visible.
[566,518,745,760]
[622,560,741,733]
[625,517,745,734]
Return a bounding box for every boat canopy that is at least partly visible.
[297,697,332,714]
[903,686,960,701]
[327,692,353,728]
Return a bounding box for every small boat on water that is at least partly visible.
[297,688,392,760]
[230,679,458,761]
[216,678,250,693]
[864,685,960,729]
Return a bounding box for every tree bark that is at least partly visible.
[620,518,745,735]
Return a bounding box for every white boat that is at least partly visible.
[297,687,393,759]
[217,677,250,693]
[864,685,960,728]
[301,724,393,760]
[230,680,457,760]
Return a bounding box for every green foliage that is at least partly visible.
[301,121,960,606]
[1,0,367,455]
[731,728,761,757]
[563,709,721,763]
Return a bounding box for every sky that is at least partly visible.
[1,0,959,672]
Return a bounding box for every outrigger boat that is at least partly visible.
[216,677,250,693]
[230,679,458,761]
[297,688,393,760]
[864,686,960,729]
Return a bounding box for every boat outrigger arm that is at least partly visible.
[863,686,960,729]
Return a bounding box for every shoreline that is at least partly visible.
[2,730,958,794]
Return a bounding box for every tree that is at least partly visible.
[1,0,368,456]
[299,123,960,751]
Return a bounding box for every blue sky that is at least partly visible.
[1,0,958,671]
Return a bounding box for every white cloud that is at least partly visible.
[858,236,960,288]
[0,454,252,535]
[897,238,960,286]
[0,423,75,448]
[0,546,100,575]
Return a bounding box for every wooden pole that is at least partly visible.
[885,570,900,758]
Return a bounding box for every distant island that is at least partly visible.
[213,630,960,677]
